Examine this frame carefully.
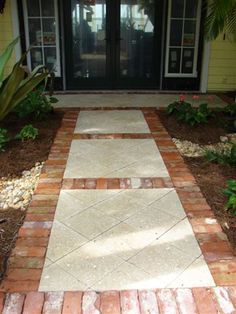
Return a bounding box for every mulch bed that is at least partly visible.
[0,111,63,281]
[158,110,236,252]
[0,111,63,177]
[185,158,236,252]
[158,111,229,145]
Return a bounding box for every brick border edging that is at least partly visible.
[1,287,236,313]
[142,108,236,286]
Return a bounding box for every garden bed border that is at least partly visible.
[0,107,235,294]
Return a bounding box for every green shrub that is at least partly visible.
[224,102,236,117]
[204,144,236,167]
[224,180,236,215]
[0,37,49,121]
[167,100,212,126]
[15,86,58,120]
[15,124,39,141]
[0,128,9,151]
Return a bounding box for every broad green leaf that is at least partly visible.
[0,37,19,85]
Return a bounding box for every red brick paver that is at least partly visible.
[0,288,236,313]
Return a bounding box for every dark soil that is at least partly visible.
[0,111,63,177]
[185,157,236,252]
[0,111,63,281]
[158,110,236,251]
[0,209,25,281]
[158,110,230,145]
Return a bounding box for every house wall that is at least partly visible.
[0,0,16,75]
[208,35,236,92]
[1,1,236,92]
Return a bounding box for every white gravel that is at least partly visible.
[173,138,232,157]
[0,162,43,211]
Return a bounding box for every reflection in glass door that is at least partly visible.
[120,0,155,80]
[71,0,107,79]
[65,0,160,89]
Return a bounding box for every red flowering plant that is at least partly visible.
[167,94,212,126]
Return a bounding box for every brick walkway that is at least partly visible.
[1,288,236,313]
[0,108,236,313]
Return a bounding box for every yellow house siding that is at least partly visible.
[0,1,15,74]
[208,36,236,92]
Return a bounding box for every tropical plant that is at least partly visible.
[167,98,212,126]
[224,180,236,215]
[0,128,9,151]
[205,0,236,41]
[0,37,49,121]
[204,143,236,166]
[224,102,236,117]
[15,86,58,120]
[15,124,39,141]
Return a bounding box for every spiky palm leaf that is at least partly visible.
[205,0,236,41]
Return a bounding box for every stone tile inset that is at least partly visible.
[75,110,151,134]
[64,139,169,178]
[40,189,214,291]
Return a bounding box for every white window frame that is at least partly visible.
[22,0,61,77]
[165,0,202,78]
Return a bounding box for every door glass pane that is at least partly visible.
[170,20,183,46]
[120,0,155,79]
[31,48,43,68]
[28,18,41,45]
[42,19,56,45]
[182,48,194,73]
[27,0,40,17]
[171,0,184,18]
[168,48,181,73]
[71,0,107,78]
[185,0,198,18]
[44,47,57,71]
[41,0,55,16]
[183,20,196,46]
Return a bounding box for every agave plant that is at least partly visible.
[205,0,236,41]
[0,37,49,121]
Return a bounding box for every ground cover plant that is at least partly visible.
[224,180,236,216]
[205,143,236,167]
[167,97,213,126]
[15,86,58,120]
[15,124,39,141]
[0,128,9,152]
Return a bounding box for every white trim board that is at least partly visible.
[11,0,21,61]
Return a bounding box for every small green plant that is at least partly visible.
[224,102,236,117]
[0,128,9,151]
[224,180,236,215]
[15,86,58,120]
[15,124,39,141]
[167,97,212,126]
[204,144,236,167]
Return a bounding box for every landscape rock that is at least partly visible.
[0,162,44,211]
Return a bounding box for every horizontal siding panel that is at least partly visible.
[210,51,236,59]
[209,69,236,77]
[211,43,236,51]
[208,35,236,92]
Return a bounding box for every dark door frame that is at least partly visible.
[63,0,163,90]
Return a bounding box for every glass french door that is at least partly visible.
[64,0,161,89]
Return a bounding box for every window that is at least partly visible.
[165,0,201,77]
[23,0,61,76]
